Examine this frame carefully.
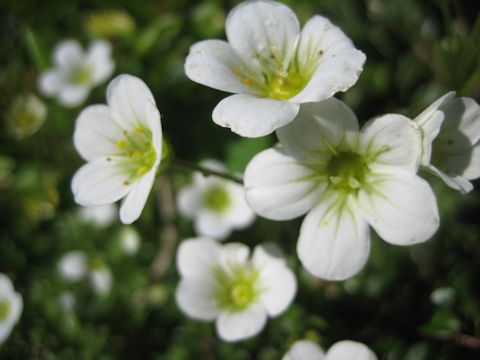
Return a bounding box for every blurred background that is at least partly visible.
[1,0,480,358]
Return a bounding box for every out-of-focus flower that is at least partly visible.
[177,160,255,240]
[85,9,136,38]
[185,0,365,137]
[118,226,141,255]
[89,264,113,296]
[175,237,297,342]
[6,93,47,139]
[71,74,162,224]
[58,291,76,312]
[0,274,23,344]
[58,251,88,282]
[39,39,114,107]
[430,287,455,306]
[283,340,377,360]
[413,92,480,194]
[245,98,439,280]
[77,204,117,227]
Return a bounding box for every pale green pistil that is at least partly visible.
[203,186,230,212]
[326,152,369,192]
[214,265,260,312]
[115,125,156,184]
[70,65,93,85]
[266,71,307,100]
[0,300,11,322]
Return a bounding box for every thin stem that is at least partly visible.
[171,158,243,184]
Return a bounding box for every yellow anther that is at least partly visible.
[243,78,253,86]
[233,67,241,76]
[322,220,329,226]
[128,150,142,158]
[348,177,361,189]
[135,125,147,133]
[123,180,130,186]
[380,144,390,151]
[116,139,127,149]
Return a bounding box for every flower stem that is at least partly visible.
[171,159,243,184]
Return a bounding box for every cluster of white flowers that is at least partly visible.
[0,274,22,345]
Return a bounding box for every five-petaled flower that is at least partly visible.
[177,159,255,240]
[185,0,365,137]
[245,98,440,280]
[72,74,162,224]
[175,237,297,342]
[283,340,377,360]
[0,273,23,345]
[39,39,114,107]
[413,92,480,194]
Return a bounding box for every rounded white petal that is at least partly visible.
[58,251,88,281]
[427,164,473,194]
[326,340,377,360]
[195,211,232,240]
[276,98,359,161]
[177,185,202,218]
[176,237,221,279]
[297,193,371,281]
[176,278,219,321]
[212,94,300,137]
[216,304,268,342]
[414,92,456,128]
[358,170,439,246]
[106,74,156,132]
[185,40,255,94]
[218,242,250,270]
[87,39,114,84]
[38,70,65,96]
[0,274,23,344]
[71,158,132,206]
[245,147,324,220]
[226,0,299,73]
[54,39,85,69]
[73,104,124,161]
[283,340,326,360]
[290,16,366,104]
[358,114,422,173]
[119,169,157,224]
[58,85,90,107]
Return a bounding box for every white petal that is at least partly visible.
[417,111,444,166]
[276,98,359,160]
[185,40,255,94]
[222,183,256,228]
[58,85,90,107]
[71,158,132,206]
[358,114,422,173]
[176,237,221,279]
[358,170,439,246]
[107,74,156,131]
[218,242,250,270]
[90,268,112,296]
[226,0,299,74]
[176,185,202,218]
[290,16,366,104]
[57,251,88,281]
[245,147,324,220]
[38,70,65,96]
[426,164,473,194]
[78,204,117,227]
[176,278,219,321]
[414,92,456,128]
[212,94,299,137]
[283,340,326,360]
[87,39,114,84]
[326,340,377,360]
[54,39,85,69]
[297,192,371,280]
[119,169,156,224]
[73,105,124,161]
[195,211,232,240]
[216,304,267,342]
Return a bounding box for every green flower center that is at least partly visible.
[214,265,261,312]
[265,71,308,100]
[203,185,230,212]
[115,125,157,185]
[0,300,11,322]
[70,65,93,85]
[326,152,369,192]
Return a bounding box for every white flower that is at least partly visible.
[413,92,480,194]
[175,237,297,342]
[58,291,76,312]
[39,39,114,107]
[245,98,439,280]
[0,274,23,344]
[71,74,162,224]
[78,204,117,227]
[90,266,113,296]
[177,160,255,240]
[283,340,377,360]
[58,251,88,281]
[118,226,141,255]
[7,93,47,139]
[185,0,365,137]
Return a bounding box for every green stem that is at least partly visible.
[171,159,243,184]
